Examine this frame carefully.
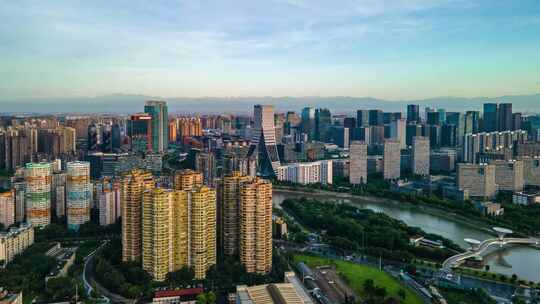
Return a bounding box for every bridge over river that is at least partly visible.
[441,227,540,274]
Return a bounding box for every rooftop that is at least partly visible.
[154,288,204,299]
[237,283,307,304]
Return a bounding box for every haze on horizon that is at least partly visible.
[1,0,540,101]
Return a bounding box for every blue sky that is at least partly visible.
[1,0,539,99]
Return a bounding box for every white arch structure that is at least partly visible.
[442,227,539,272]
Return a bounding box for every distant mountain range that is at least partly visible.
[1,93,539,115]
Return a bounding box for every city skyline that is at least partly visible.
[2,98,540,300]
[2,1,540,100]
[2,1,540,300]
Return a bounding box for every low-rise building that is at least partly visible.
[475,201,504,216]
[441,186,469,202]
[152,288,203,304]
[390,180,424,195]
[512,192,540,205]
[0,223,34,268]
[235,274,313,304]
[276,160,332,185]
[0,288,22,304]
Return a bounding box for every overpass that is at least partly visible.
[441,227,540,272]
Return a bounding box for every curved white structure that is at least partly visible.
[442,237,539,271]
[464,238,481,250]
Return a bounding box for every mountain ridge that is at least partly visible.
[1,94,539,114]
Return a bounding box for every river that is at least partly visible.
[273,190,540,283]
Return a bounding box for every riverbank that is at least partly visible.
[273,187,540,283]
[274,186,497,238]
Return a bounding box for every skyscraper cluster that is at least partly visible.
[2,97,540,291]
[0,125,77,172]
[218,172,273,274]
[175,117,203,140]
[121,168,273,281]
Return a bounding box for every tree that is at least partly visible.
[167,266,195,287]
[46,277,76,299]
[398,289,406,300]
[363,279,375,293]
[196,292,216,304]
[206,291,216,304]
[374,286,387,299]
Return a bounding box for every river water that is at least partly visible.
[273,190,540,283]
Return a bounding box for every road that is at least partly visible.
[82,241,137,304]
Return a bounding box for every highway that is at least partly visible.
[442,237,540,271]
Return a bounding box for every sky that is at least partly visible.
[1,0,540,100]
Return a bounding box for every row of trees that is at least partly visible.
[93,238,292,300]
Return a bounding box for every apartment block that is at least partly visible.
[0,190,15,228]
[173,169,203,191]
[218,172,252,256]
[457,163,497,199]
[239,178,273,274]
[66,161,91,230]
[523,157,540,187]
[412,137,430,176]
[0,223,34,268]
[349,141,367,185]
[383,140,401,180]
[24,162,52,227]
[121,170,155,263]
[276,160,332,185]
[492,160,524,192]
[190,186,217,279]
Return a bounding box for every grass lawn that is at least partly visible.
[293,254,423,304]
